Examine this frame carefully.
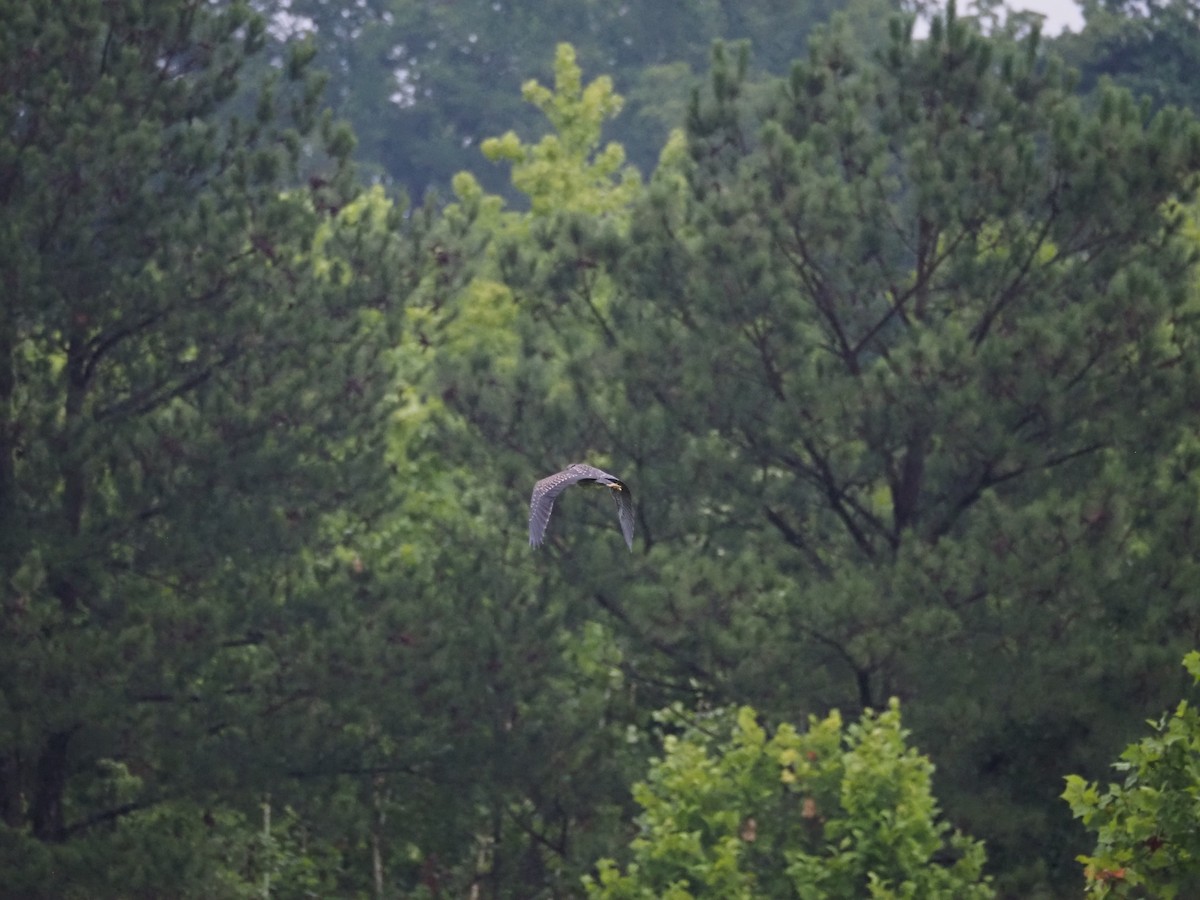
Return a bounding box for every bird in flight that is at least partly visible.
[529,463,634,550]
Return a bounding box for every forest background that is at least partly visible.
[4,0,1200,897]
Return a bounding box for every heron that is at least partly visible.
[528,463,634,550]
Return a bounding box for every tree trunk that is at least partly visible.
[0,301,20,831]
[372,776,387,899]
[0,751,25,829]
[30,729,73,842]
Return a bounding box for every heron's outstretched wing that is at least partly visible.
[529,466,596,547]
[611,484,635,551]
[529,463,633,549]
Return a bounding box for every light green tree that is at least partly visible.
[584,701,992,899]
[353,43,654,894]
[481,43,642,219]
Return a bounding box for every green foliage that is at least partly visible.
[8,1,1200,896]
[351,41,675,895]
[0,798,341,899]
[427,8,1200,895]
[413,41,641,471]
[1056,0,1200,115]
[584,701,992,899]
[252,0,902,198]
[0,0,422,893]
[1063,651,1200,899]
[481,44,642,218]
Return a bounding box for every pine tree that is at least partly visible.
[433,9,1200,892]
[0,0,410,890]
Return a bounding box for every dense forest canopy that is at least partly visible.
[3,0,1200,897]
[249,0,904,197]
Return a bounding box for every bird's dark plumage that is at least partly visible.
[529,463,634,550]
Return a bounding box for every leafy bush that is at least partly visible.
[585,700,992,899]
[1064,651,1200,898]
